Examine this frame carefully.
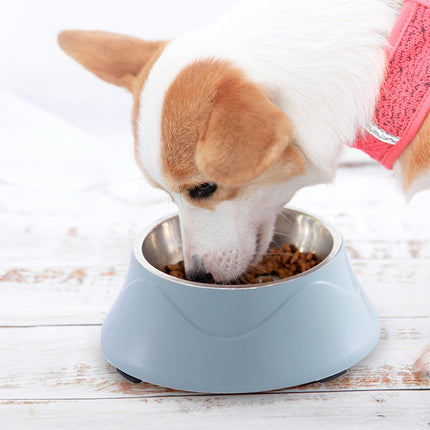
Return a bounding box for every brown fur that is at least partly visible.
[57,30,166,91]
[399,112,430,191]
[253,143,306,187]
[161,59,297,192]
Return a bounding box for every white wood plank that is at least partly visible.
[1,258,429,326]
[0,265,126,326]
[0,183,175,266]
[346,240,430,260]
[352,260,430,318]
[0,318,429,401]
[1,391,430,430]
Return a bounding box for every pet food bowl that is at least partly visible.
[101,207,379,393]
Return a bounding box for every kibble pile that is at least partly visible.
[165,244,320,284]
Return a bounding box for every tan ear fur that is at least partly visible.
[399,112,430,191]
[58,30,167,92]
[195,75,295,186]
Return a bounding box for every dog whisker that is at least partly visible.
[272,230,293,238]
[246,262,269,272]
[278,212,294,226]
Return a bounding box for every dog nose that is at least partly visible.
[189,272,215,284]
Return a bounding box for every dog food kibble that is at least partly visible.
[164,244,320,284]
[166,261,186,279]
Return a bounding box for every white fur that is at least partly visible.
[414,344,430,376]
[138,0,401,182]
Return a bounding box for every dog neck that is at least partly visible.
[353,0,430,171]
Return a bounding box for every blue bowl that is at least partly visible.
[101,207,379,393]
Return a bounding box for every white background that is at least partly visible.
[0,0,235,194]
[1,0,235,135]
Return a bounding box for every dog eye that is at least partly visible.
[188,182,218,199]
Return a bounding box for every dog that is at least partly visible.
[58,0,430,373]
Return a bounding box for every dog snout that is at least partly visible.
[186,255,215,284]
[188,272,215,284]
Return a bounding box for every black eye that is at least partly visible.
[188,182,218,199]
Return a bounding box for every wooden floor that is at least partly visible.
[1,156,429,429]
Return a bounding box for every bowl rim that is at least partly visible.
[133,206,343,290]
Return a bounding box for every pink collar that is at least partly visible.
[354,0,430,169]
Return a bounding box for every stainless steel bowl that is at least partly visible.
[140,208,340,286]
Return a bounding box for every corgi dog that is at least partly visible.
[58,0,430,372]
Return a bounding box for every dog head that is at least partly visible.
[58,30,307,283]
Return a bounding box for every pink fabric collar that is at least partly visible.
[354,0,430,169]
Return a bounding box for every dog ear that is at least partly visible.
[195,76,295,186]
[58,30,167,92]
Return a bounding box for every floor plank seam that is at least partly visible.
[0,324,103,328]
[2,387,430,402]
